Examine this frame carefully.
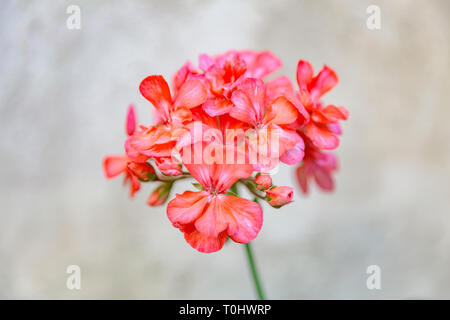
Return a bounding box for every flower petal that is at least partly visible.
[194,196,228,238]
[202,98,234,117]
[309,65,338,101]
[174,79,207,109]
[277,126,303,156]
[218,195,263,243]
[103,155,128,178]
[139,75,172,122]
[265,96,298,125]
[305,122,339,150]
[242,50,282,79]
[194,195,263,243]
[296,60,314,90]
[296,164,309,194]
[313,167,335,191]
[280,140,305,165]
[127,125,176,158]
[321,105,349,122]
[212,145,254,193]
[124,172,140,197]
[266,75,295,101]
[230,78,265,126]
[184,229,227,253]
[167,190,210,226]
[184,144,253,192]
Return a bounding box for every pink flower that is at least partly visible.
[200,50,283,117]
[296,60,348,150]
[167,145,263,253]
[266,186,294,207]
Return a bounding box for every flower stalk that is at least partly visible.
[245,242,265,300]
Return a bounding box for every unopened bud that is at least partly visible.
[126,104,136,136]
[147,183,172,206]
[254,173,272,190]
[266,186,294,208]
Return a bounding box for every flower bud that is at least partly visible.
[147,183,172,207]
[126,104,136,136]
[266,186,294,208]
[254,173,272,190]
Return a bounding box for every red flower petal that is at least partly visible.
[103,155,128,178]
[125,104,136,136]
[296,60,314,90]
[308,65,338,101]
[139,75,172,122]
[184,229,227,253]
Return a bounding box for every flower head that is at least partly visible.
[103,50,349,252]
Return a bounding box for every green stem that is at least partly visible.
[239,180,266,200]
[245,242,265,300]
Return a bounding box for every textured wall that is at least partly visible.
[0,0,449,299]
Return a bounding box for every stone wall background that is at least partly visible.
[0,0,449,299]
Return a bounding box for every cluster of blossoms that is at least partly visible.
[103,50,348,253]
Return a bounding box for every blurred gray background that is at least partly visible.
[1,0,449,299]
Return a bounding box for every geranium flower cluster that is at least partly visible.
[103,50,348,253]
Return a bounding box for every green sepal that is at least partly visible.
[192,183,204,191]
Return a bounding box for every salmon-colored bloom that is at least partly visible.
[296,60,348,150]
[103,155,155,197]
[103,50,348,254]
[266,186,294,207]
[167,145,263,253]
[200,50,282,117]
